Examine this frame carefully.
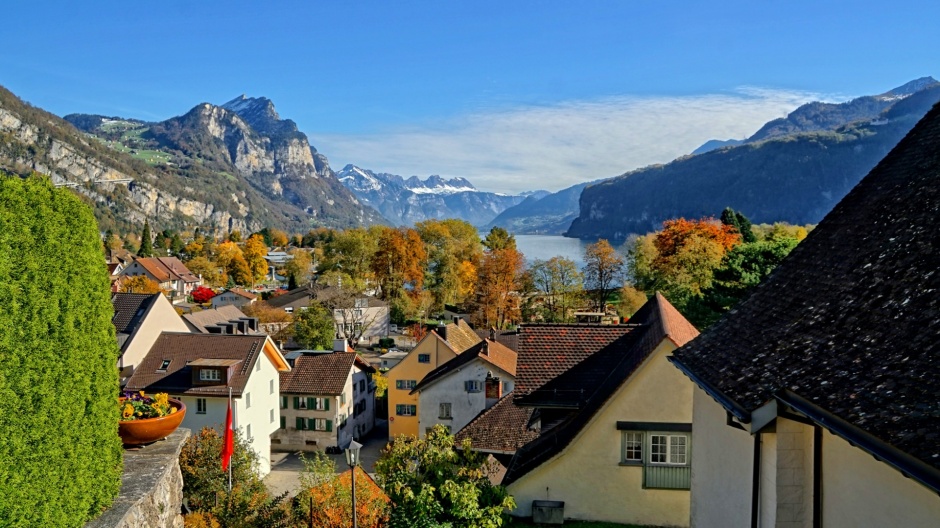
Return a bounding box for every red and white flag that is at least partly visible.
[221,399,234,471]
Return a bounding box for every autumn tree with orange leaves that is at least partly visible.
[472,228,525,329]
[294,452,389,528]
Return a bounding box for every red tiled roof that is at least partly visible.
[412,339,517,393]
[134,257,171,282]
[227,288,257,300]
[280,353,368,395]
[455,395,539,453]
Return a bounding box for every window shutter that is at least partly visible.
[326,420,332,432]
[308,418,316,431]
[464,380,471,391]
[295,417,304,430]
[280,416,286,429]
[293,396,300,409]
[324,398,330,411]
[307,397,315,409]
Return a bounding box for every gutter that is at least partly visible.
[668,356,751,422]
[775,390,940,495]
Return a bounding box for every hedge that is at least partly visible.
[0,175,122,526]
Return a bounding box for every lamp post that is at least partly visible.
[345,440,363,528]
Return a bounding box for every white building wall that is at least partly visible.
[120,295,189,373]
[821,430,940,527]
[689,385,754,528]
[417,360,514,438]
[238,352,281,476]
[350,367,375,440]
[211,293,253,309]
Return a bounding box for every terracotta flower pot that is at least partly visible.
[118,398,186,445]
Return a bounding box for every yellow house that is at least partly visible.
[498,293,699,526]
[671,105,940,527]
[386,319,481,438]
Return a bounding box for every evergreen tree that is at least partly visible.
[735,211,757,243]
[138,220,154,257]
[0,175,122,525]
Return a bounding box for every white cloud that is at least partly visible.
[315,87,833,194]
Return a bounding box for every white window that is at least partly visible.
[622,431,642,463]
[314,418,327,431]
[255,359,261,372]
[649,434,688,465]
[439,403,452,419]
[270,409,275,423]
[465,380,483,393]
[246,424,252,441]
[245,392,251,408]
[199,369,220,381]
[269,379,274,394]
[196,398,207,414]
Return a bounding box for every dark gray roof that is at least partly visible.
[672,102,940,476]
[111,292,159,352]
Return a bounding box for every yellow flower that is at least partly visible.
[170,407,177,414]
[122,403,134,419]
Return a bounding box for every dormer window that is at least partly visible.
[158,359,171,371]
[199,369,221,381]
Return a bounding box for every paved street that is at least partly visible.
[264,419,389,497]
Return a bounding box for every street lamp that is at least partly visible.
[345,440,363,528]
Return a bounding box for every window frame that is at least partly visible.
[418,353,431,363]
[196,398,207,414]
[439,402,452,419]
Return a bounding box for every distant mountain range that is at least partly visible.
[0,86,384,234]
[337,164,537,227]
[565,77,940,241]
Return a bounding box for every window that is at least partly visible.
[196,398,207,414]
[465,380,483,393]
[340,392,346,405]
[245,392,251,408]
[395,404,417,416]
[270,409,275,423]
[359,379,366,393]
[255,359,261,372]
[199,369,221,381]
[439,402,452,419]
[622,432,642,463]
[280,416,286,430]
[269,379,274,394]
[158,359,171,371]
[418,354,430,363]
[281,396,288,409]
[246,424,252,441]
[650,434,688,465]
[396,380,417,390]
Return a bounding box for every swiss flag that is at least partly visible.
[221,400,234,471]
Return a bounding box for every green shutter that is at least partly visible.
[326,420,332,432]
[280,416,286,429]
[324,398,330,411]
[293,396,300,409]
[280,396,287,409]
[307,397,315,409]
[295,417,304,430]
[308,418,316,430]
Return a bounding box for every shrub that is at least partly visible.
[0,175,122,526]
[377,337,395,348]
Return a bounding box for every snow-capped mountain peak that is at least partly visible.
[403,175,476,195]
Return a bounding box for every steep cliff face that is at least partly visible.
[0,84,386,234]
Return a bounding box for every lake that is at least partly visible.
[513,235,629,267]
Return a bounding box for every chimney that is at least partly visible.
[436,322,447,342]
[489,327,496,341]
[333,338,349,353]
[481,340,489,356]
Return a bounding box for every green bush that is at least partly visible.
[0,174,122,526]
[377,337,395,349]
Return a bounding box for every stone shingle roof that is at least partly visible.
[183,305,254,333]
[671,102,940,476]
[111,292,159,336]
[280,353,359,395]
[438,318,483,353]
[474,328,520,351]
[125,332,270,397]
[265,286,315,308]
[454,395,539,453]
[411,339,517,394]
[503,294,698,484]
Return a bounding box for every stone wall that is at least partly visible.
[86,428,190,528]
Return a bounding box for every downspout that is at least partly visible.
[751,432,761,528]
[813,425,822,528]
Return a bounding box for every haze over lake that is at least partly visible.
[513,235,629,268]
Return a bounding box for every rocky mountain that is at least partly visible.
[565,79,940,241]
[337,164,529,227]
[484,180,597,235]
[4,90,386,234]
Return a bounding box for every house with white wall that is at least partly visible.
[210,288,257,309]
[112,292,189,381]
[273,351,376,451]
[456,294,700,526]
[412,338,516,437]
[670,102,940,527]
[118,256,201,301]
[125,332,290,477]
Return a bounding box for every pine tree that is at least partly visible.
[735,211,757,243]
[138,221,154,257]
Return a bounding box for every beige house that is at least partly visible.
[111,292,189,381]
[118,256,201,302]
[476,294,699,526]
[211,288,257,309]
[670,104,940,527]
[274,351,376,451]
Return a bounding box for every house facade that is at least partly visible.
[386,319,481,438]
[119,256,201,302]
[412,339,516,437]
[111,292,189,380]
[274,351,376,451]
[670,104,940,527]
[125,332,290,476]
[211,288,257,309]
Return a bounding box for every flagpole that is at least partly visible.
[228,386,233,493]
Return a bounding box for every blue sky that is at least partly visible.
[3,1,937,193]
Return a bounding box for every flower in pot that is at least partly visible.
[119,391,186,445]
